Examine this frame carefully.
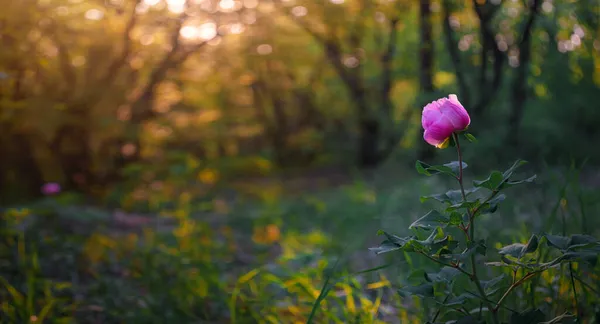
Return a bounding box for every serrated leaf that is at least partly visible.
[369,232,414,254]
[521,235,539,258]
[421,190,466,205]
[509,309,545,324]
[443,161,468,175]
[430,236,460,255]
[368,242,402,254]
[481,274,506,292]
[560,251,599,265]
[426,266,462,283]
[449,212,463,225]
[499,243,526,259]
[398,283,434,298]
[503,159,528,179]
[442,240,486,262]
[441,293,474,307]
[484,261,508,267]
[409,210,450,230]
[407,269,427,284]
[501,175,537,189]
[446,200,480,212]
[568,234,598,249]
[416,160,432,176]
[473,171,504,190]
[478,194,506,215]
[415,160,467,178]
[545,234,570,251]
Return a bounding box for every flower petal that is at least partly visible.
[423,123,453,147]
[421,100,443,129]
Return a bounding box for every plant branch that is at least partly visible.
[494,270,542,312]
[569,262,580,318]
[419,252,472,277]
[453,133,499,324]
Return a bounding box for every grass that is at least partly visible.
[1,163,600,323]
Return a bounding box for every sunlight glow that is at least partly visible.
[199,22,218,40]
[143,0,160,5]
[257,44,272,55]
[180,22,217,41]
[136,3,150,13]
[330,0,344,4]
[291,6,307,17]
[230,23,245,34]
[167,0,186,13]
[342,55,359,68]
[84,9,104,20]
[219,0,235,10]
[243,0,258,9]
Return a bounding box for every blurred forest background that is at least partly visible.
[2,0,600,323]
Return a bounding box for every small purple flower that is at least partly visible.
[421,94,471,148]
[41,183,61,195]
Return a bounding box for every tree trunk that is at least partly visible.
[417,0,436,161]
[508,0,541,145]
[358,118,383,167]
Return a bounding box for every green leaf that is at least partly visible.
[422,188,480,205]
[369,232,413,254]
[473,171,504,190]
[544,234,570,251]
[545,233,599,251]
[398,283,434,298]
[446,200,480,212]
[503,159,528,179]
[368,242,402,255]
[464,133,477,143]
[501,175,537,189]
[438,293,475,307]
[510,309,545,324]
[407,269,427,285]
[539,312,577,324]
[481,274,506,293]
[415,160,467,178]
[425,266,462,283]
[443,240,486,262]
[477,194,506,215]
[498,243,526,259]
[429,236,460,255]
[443,161,468,175]
[409,210,450,230]
[484,262,509,267]
[455,316,483,324]
[416,160,431,176]
[521,234,540,257]
[498,236,540,259]
[568,234,598,249]
[449,212,463,225]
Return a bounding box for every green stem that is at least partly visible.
[569,262,580,318]
[452,133,499,324]
[494,270,542,312]
[419,252,471,276]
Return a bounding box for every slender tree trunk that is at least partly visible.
[508,0,541,145]
[417,0,436,160]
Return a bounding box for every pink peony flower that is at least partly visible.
[41,182,61,195]
[421,94,471,148]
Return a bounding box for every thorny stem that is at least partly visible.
[452,133,499,324]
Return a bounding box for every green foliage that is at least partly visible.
[371,136,600,323]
